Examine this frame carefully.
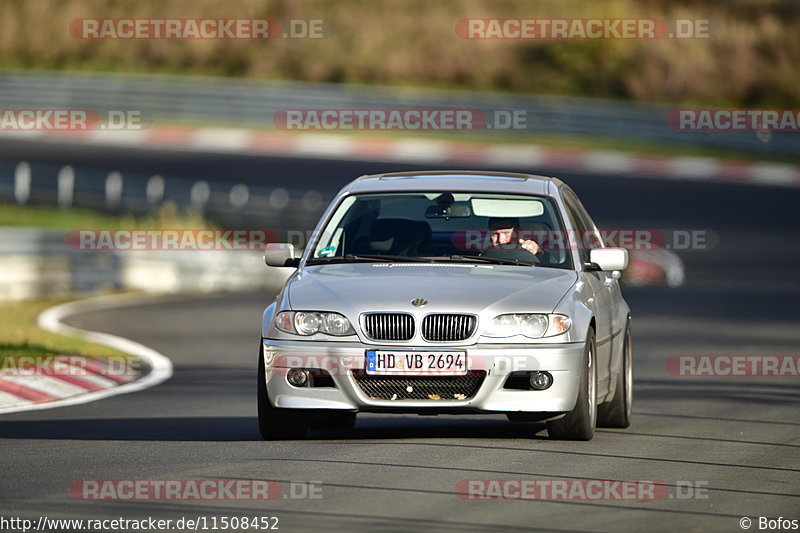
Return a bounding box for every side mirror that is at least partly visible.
[588,248,628,271]
[264,243,299,267]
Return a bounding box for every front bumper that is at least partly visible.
[261,339,585,414]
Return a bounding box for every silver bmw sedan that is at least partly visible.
[259,171,633,441]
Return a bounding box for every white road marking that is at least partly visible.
[0,293,173,415]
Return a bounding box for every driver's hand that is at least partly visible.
[519,239,540,255]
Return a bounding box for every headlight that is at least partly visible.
[275,311,355,336]
[295,312,323,335]
[483,314,571,338]
[322,312,354,336]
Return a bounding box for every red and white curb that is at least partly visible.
[0,356,136,409]
[3,126,800,188]
[0,294,173,414]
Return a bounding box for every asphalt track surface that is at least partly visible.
[1,141,799,532]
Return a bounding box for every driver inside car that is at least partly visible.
[484,217,541,258]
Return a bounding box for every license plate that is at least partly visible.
[365,350,467,375]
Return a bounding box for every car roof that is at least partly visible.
[345,170,563,197]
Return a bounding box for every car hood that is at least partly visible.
[287,263,577,316]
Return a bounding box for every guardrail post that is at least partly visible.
[105,171,123,210]
[14,162,31,205]
[57,165,75,208]
[302,190,323,211]
[229,183,249,209]
[146,175,165,207]
[269,187,290,210]
[190,180,210,212]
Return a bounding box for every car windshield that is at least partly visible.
[307,192,573,269]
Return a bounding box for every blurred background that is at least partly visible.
[0,0,798,298]
[3,0,798,104]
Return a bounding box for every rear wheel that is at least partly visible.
[257,346,308,440]
[547,330,597,441]
[597,324,633,428]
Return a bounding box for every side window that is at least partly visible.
[562,191,591,265]
[573,194,605,252]
[571,194,599,233]
[563,189,605,264]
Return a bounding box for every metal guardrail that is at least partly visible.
[0,70,795,244]
[0,70,795,157]
[0,228,292,301]
[0,158,331,242]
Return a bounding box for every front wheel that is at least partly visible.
[257,346,308,440]
[597,324,633,428]
[547,330,597,441]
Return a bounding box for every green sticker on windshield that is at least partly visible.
[319,246,336,257]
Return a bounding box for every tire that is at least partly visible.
[257,345,308,440]
[307,411,357,430]
[547,329,597,441]
[597,323,633,428]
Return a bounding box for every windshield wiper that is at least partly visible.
[446,254,534,266]
[352,254,435,262]
[306,254,391,265]
[306,254,434,265]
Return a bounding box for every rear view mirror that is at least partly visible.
[589,248,628,271]
[264,243,298,267]
[425,203,471,218]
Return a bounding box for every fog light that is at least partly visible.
[529,371,553,390]
[287,368,309,387]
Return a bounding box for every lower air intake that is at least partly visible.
[352,371,486,401]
